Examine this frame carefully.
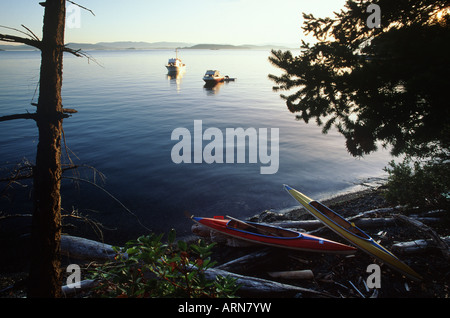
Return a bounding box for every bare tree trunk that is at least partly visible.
[28,0,66,298]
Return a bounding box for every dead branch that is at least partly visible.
[62,108,78,114]
[62,208,115,241]
[67,0,95,16]
[20,24,40,41]
[0,24,39,42]
[0,164,81,183]
[0,112,36,122]
[0,33,41,50]
[215,249,271,272]
[394,214,450,260]
[199,266,334,297]
[267,270,314,280]
[63,176,152,233]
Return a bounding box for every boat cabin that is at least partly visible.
[167,58,183,66]
[204,70,222,78]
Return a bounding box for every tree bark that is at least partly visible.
[28,0,66,298]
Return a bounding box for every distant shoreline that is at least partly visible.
[0,41,296,52]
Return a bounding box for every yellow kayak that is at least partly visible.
[284,185,422,282]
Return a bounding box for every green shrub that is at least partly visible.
[89,230,240,298]
[384,158,450,210]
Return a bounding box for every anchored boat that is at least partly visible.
[192,215,357,254]
[166,49,185,73]
[203,70,224,84]
[284,184,422,281]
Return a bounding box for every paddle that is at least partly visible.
[225,215,278,237]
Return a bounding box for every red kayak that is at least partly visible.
[192,216,356,254]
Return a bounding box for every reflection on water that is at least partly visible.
[0,49,393,242]
[203,81,224,94]
[167,69,185,92]
[203,80,236,95]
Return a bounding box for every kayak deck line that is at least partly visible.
[191,216,357,254]
[284,184,423,281]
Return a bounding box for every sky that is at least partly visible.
[0,0,347,46]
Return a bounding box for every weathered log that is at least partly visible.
[394,214,450,260]
[61,279,98,297]
[199,267,333,297]
[274,217,441,231]
[60,235,125,262]
[267,270,314,280]
[391,236,450,254]
[215,249,271,271]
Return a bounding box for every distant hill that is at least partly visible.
[0,41,293,51]
[94,41,194,49]
[0,44,37,51]
[185,43,290,50]
[186,44,251,50]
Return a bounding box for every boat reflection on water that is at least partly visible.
[167,69,185,92]
[203,71,236,95]
[203,81,224,95]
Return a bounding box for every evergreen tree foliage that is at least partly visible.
[269,0,450,158]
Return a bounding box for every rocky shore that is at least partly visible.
[205,186,450,298]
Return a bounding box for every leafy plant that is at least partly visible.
[89,230,240,298]
[384,158,450,210]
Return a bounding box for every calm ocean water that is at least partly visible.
[0,49,392,242]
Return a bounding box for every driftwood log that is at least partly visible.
[267,270,314,280]
[215,249,271,272]
[392,236,450,255]
[394,215,450,260]
[198,266,332,297]
[60,235,125,261]
[273,217,441,231]
[61,279,98,297]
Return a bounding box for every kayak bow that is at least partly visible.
[284,184,422,281]
[192,216,357,254]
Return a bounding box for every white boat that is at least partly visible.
[166,49,185,73]
[203,70,224,84]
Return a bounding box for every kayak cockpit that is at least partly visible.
[310,201,371,239]
[227,219,299,238]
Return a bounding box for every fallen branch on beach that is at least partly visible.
[61,279,99,297]
[60,235,124,262]
[194,266,332,297]
[394,214,450,260]
[215,249,272,272]
[267,270,314,280]
[274,216,441,232]
[391,236,450,255]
